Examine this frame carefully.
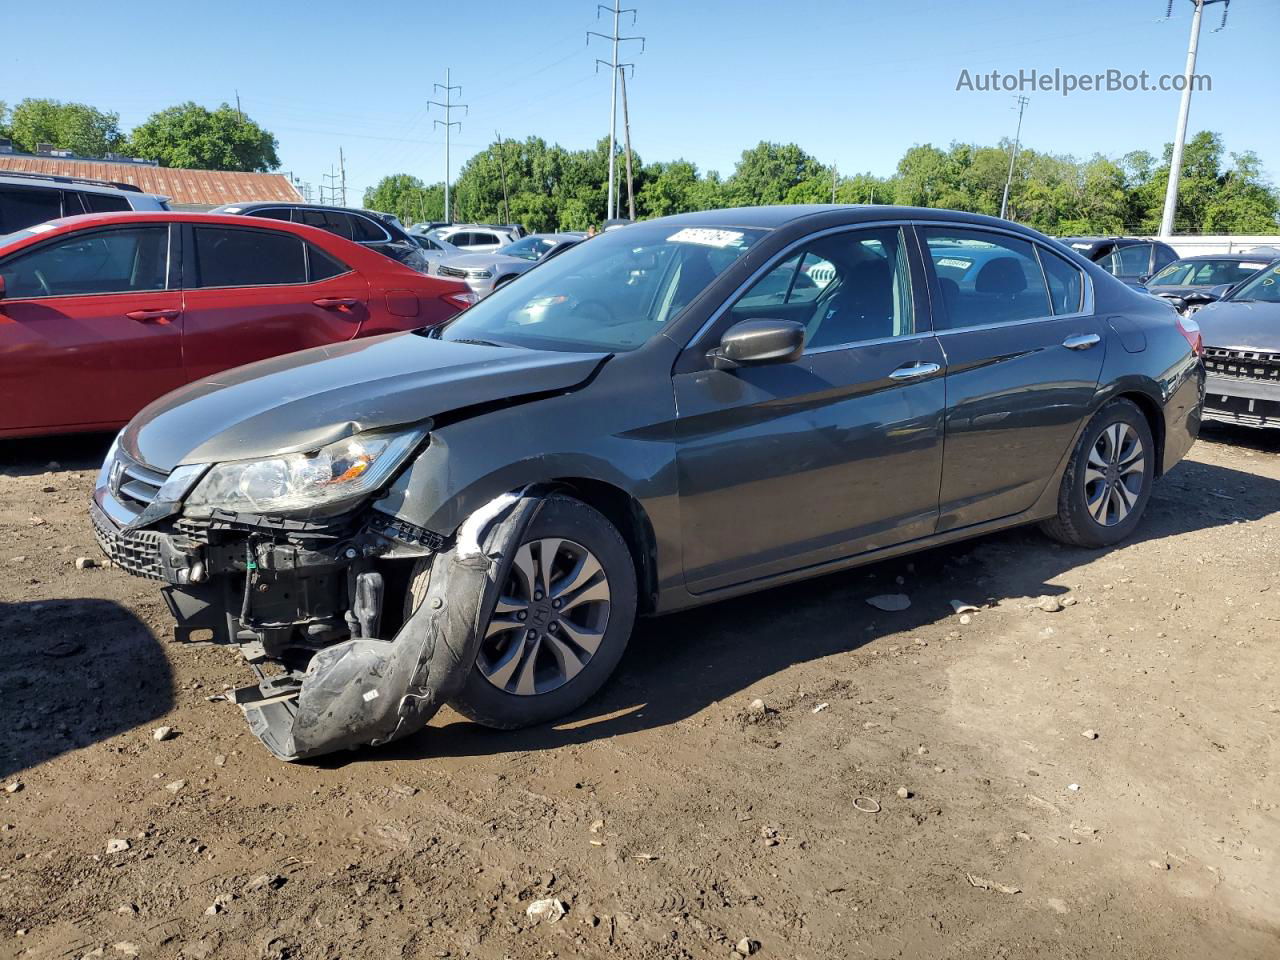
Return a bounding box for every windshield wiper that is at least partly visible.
[449,337,511,348]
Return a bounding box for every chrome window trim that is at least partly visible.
[805,330,937,355]
[685,219,913,351]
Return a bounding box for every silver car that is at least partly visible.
[409,231,462,269]
[433,233,585,298]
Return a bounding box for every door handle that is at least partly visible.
[1063,333,1101,350]
[888,361,941,381]
[125,308,180,323]
[313,297,358,309]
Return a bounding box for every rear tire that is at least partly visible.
[408,495,636,729]
[1041,398,1155,548]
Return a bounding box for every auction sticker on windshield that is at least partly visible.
[667,228,746,248]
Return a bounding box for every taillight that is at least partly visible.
[1175,314,1203,357]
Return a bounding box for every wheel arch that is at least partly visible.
[548,477,659,616]
[1111,388,1167,478]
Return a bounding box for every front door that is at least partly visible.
[179,223,369,380]
[917,224,1106,530]
[673,225,946,594]
[0,224,184,434]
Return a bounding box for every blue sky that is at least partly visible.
[9,0,1277,208]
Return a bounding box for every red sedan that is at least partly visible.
[0,211,473,438]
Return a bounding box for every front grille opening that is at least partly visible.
[1203,347,1280,383]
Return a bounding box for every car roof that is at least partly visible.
[1169,253,1278,263]
[0,171,165,201]
[0,211,411,265]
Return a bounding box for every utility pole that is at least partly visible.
[235,90,243,123]
[618,69,636,220]
[1159,0,1230,237]
[428,68,468,225]
[494,131,512,225]
[831,162,838,204]
[999,95,1030,220]
[589,2,644,221]
[339,147,347,206]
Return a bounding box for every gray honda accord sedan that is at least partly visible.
[91,205,1205,760]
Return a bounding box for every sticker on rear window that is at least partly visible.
[936,257,972,270]
[667,228,745,248]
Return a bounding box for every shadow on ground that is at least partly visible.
[0,599,173,780]
[341,454,1280,766]
[0,432,115,477]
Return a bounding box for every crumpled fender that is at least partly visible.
[238,489,545,761]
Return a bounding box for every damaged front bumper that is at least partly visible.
[1202,348,1280,429]
[93,457,545,760]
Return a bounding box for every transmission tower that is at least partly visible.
[428,68,468,223]
[588,1,644,221]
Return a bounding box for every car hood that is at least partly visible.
[121,332,608,471]
[1195,299,1280,352]
[439,252,531,271]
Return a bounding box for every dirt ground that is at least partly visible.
[0,424,1277,960]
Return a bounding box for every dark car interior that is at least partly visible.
[1,227,169,298]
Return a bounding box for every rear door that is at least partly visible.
[0,223,184,433]
[918,224,1104,531]
[674,224,946,592]
[179,223,370,380]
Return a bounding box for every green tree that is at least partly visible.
[128,102,279,171]
[726,142,823,206]
[8,98,123,157]
[364,174,445,225]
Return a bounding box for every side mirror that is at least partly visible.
[711,319,805,368]
[1138,274,1151,285]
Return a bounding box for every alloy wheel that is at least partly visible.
[1083,422,1145,527]
[477,537,612,696]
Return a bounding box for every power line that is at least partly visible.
[1158,0,1231,237]
[428,68,468,222]
[588,1,645,222]
[1000,95,1030,220]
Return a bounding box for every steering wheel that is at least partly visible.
[570,298,618,324]
[33,269,52,297]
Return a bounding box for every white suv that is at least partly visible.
[431,224,518,253]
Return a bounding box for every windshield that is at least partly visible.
[435,223,765,352]
[497,236,554,260]
[1227,262,1280,303]
[1150,258,1272,287]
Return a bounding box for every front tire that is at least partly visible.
[411,495,637,729]
[1041,398,1155,548]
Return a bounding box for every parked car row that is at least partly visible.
[0,209,473,438]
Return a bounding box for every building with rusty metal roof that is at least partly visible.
[0,148,302,210]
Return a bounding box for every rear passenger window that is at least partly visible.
[1115,244,1152,275]
[62,192,86,216]
[82,192,131,213]
[192,227,306,287]
[350,215,386,242]
[251,207,294,222]
[1038,248,1085,315]
[308,245,350,281]
[0,189,64,233]
[922,228,1052,329]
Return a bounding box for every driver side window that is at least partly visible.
[728,226,916,350]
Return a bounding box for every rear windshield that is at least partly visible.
[434,223,765,352]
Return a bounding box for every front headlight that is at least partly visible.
[183,428,426,518]
[464,268,493,279]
